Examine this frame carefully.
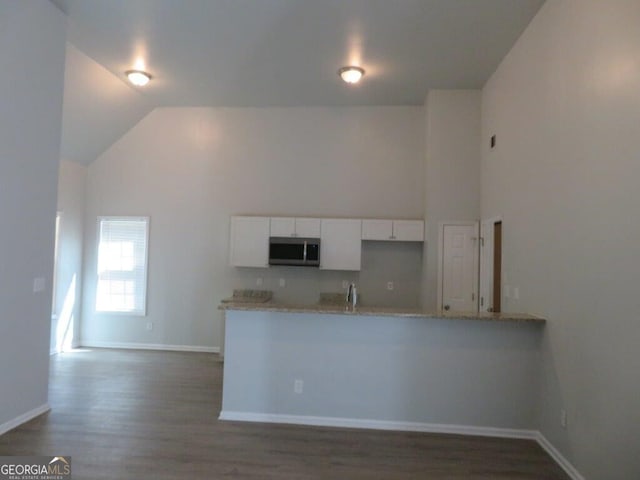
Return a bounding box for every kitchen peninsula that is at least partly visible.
[219,301,545,436]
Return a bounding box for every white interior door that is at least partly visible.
[440,223,478,312]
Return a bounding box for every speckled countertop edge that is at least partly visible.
[218,302,546,324]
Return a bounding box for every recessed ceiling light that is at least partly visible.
[338,66,365,84]
[125,70,152,87]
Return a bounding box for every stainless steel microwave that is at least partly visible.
[268,237,320,267]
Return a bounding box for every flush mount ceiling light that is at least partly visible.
[125,70,152,87]
[338,66,365,84]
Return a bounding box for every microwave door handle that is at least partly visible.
[303,240,307,262]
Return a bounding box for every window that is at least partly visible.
[96,216,149,315]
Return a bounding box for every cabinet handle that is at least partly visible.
[303,241,307,261]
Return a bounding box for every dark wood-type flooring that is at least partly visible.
[0,349,569,479]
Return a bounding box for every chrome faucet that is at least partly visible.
[346,283,358,307]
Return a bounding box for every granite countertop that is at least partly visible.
[219,301,546,324]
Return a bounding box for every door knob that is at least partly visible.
[444,305,450,311]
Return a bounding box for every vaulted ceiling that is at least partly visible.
[53,0,545,163]
[60,44,153,165]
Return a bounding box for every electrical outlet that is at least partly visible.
[146,322,153,331]
[256,277,263,286]
[294,379,303,394]
[387,281,394,291]
[342,280,349,289]
[560,409,567,428]
[279,278,286,287]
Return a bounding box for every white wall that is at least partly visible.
[423,90,481,309]
[81,107,425,350]
[51,160,87,353]
[0,1,66,429]
[482,1,640,478]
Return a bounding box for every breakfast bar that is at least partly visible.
[219,301,545,435]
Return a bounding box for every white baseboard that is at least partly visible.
[536,432,585,480]
[0,404,50,436]
[219,411,584,479]
[218,411,537,440]
[80,340,219,354]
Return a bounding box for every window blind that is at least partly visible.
[96,217,149,315]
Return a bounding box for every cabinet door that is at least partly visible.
[362,219,393,240]
[295,218,321,238]
[229,216,270,267]
[270,217,295,237]
[320,219,362,271]
[393,220,424,241]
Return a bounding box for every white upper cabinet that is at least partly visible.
[230,215,421,271]
[270,217,295,237]
[270,217,321,238]
[362,219,424,242]
[229,216,270,268]
[320,219,362,271]
[362,219,393,240]
[294,218,321,237]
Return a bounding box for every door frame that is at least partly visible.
[479,215,503,313]
[437,221,479,312]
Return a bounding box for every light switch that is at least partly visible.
[513,287,520,300]
[279,278,286,287]
[256,277,263,286]
[33,277,45,293]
